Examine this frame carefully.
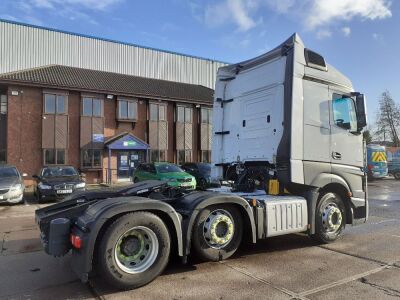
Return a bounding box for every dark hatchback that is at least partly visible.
[33,166,86,202]
[181,162,211,189]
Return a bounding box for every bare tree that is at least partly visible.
[375,91,400,146]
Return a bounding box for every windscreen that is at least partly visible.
[156,164,183,173]
[0,167,18,178]
[42,166,78,177]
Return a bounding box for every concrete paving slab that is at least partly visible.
[307,267,400,299]
[92,261,291,300]
[0,216,37,233]
[0,251,78,298]
[320,217,400,264]
[222,235,381,294]
[1,229,42,255]
[1,281,94,300]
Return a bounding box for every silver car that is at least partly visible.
[0,165,26,204]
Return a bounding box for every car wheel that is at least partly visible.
[133,177,139,183]
[394,172,400,180]
[192,205,243,262]
[198,178,207,190]
[313,192,346,243]
[97,212,170,290]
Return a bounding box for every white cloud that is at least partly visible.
[205,0,260,32]
[341,26,351,37]
[201,0,392,37]
[306,0,392,29]
[316,29,332,40]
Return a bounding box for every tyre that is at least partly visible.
[97,212,170,289]
[394,172,400,180]
[198,178,207,190]
[133,177,139,183]
[313,192,346,243]
[36,191,42,203]
[192,205,243,262]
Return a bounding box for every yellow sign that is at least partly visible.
[371,152,387,162]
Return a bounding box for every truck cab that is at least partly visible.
[212,33,367,224]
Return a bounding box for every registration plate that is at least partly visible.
[181,183,191,187]
[56,190,72,194]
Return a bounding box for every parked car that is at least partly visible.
[181,162,211,190]
[33,166,86,202]
[0,164,26,204]
[133,162,196,190]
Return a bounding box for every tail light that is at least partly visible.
[70,234,82,249]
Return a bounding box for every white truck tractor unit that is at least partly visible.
[35,34,368,290]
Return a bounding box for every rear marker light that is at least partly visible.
[70,234,82,249]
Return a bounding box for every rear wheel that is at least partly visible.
[313,192,346,243]
[192,205,243,262]
[198,178,207,190]
[394,172,400,180]
[97,212,170,289]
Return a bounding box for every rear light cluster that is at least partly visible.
[70,234,82,249]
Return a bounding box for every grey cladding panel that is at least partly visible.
[42,115,55,148]
[55,115,68,149]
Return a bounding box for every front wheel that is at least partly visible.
[192,205,243,262]
[394,172,400,180]
[97,212,170,289]
[313,192,346,243]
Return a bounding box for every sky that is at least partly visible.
[0,0,399,126]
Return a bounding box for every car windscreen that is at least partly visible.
[198,163,211,174]
[42,167,78,178]
[156,164,184,173]
[0,167,19,178]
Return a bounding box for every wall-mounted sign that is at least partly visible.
[123,141,137,147]
[93,134,104,143]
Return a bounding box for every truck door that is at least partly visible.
[329,89,364,167]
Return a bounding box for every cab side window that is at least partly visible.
[332,96,357,131]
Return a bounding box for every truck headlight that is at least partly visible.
[75,182,86,189]
[38,183,52,190]
[10,184,22,192]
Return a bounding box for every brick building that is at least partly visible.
[0,65,213,185]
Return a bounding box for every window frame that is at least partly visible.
[201,107,212,124]
[332,94,358,132]
[81,149,103,169]
[176,105,193,123]
[82,97,103,117]
[44,93,68,115]
[177,149,192,165]
[0,95,7,115]
[43,149,67,165]
[200,150,211,163]
[150,149,166,162]
[149,102,167,121]
[117,98,138,121]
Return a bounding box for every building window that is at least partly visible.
[118,99,137,120]
[0,95,7,114]
[44,149,66,165]
[82,149,102,168]
[177,150,192,165]
[82,97,103,117]
[201,150,211,163]
[0,150,6,163]
[150,149,166,162]
[44,94,67,114]
[201,107,212,124]
[150,103,166,121]
[177,106,192,123]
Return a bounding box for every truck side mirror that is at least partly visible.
[355,94,367,130]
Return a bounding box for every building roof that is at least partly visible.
[0,65,214,104]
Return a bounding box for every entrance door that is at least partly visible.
[117,151,145,180]
[117,152,130,179]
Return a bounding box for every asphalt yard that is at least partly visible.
[0,179,399,300]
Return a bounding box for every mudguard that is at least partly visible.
[173,191,257,256]
[70,196,183,282]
